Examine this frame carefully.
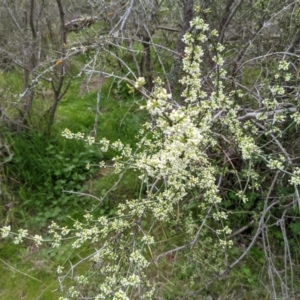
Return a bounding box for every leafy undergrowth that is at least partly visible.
[2,74,145,222]
[0,74,146,299]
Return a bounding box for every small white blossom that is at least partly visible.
[129,250,149,268]
[141,235,155,244]
[74,132,84,140]
[86,136,95,145]
[213,211,228,220]
[113,290,129,300]
[33,234,43,246]
[1,225,11,238]
[278,60,289,71]
[134,77,146,89]
[290,168,300,185]
[270,85,285,95]
[76,275,89,285]
[267,159,284,170]
[100,138,110,152]
[219,239,233,249]
[292,112,300,124]
[284,73,291,81]
[68,286,79,298]
[62,128,74,139]
[111,140,124,151]
[190,17,209,31]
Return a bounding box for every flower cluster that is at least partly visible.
[290,168,300,185]
[134,77,146,89]
[142,85,172,116]
[0,225,11,238]
[61,128,95,145]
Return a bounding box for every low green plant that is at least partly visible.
[3,129,98,226]
[2,72,146,227]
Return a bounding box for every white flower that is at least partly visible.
[33,234,43,246]
[100,138,110,152]
[61,128,74,139]
[57,265,64,274]
[129,250,149,268]
[134,77,146,89]
[0,225,11,238]
[86,136,95,145]
[278,60,289,71]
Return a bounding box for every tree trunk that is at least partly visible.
[141,36,153,91]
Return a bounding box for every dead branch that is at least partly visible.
[65,17,97,34]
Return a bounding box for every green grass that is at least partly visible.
[0,238,98,300]
[2,71,146,222]
[0,242,61,299]
[56,76,147,155]
[0,67,147,298]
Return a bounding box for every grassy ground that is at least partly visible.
[0,242,62,299]
[0,72,145,299]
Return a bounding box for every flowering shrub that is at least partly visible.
[2,11,300,299]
